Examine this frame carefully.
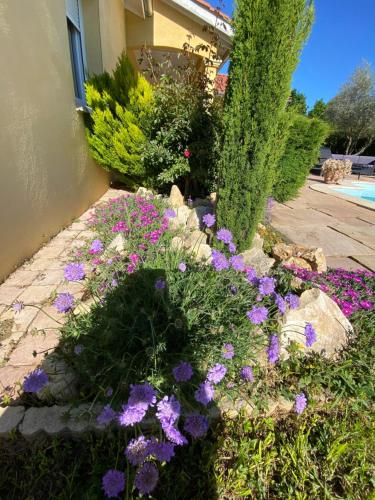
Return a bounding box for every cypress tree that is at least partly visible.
[216,0,314,251]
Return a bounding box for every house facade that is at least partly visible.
[0,0,231,282]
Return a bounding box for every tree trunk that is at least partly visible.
[354,137,375,155]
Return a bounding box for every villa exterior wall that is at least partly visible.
[0,0,128,282]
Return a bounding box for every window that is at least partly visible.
[66,0,86,105]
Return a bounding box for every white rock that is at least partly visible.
[0,406,25,437]
[240,248,275,276]
[280,288,352,359]
[186,206,212,230]
[169,185,185,208]
[107,234,126,254]
[183,230,207,250]
[136,187,153,197]
[19,406,70,439]
[38,354,77,401]
[176,205,192,227]
[191,243,212,263]
[171,236,184,251]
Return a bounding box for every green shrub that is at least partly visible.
[84,53,153,188]
[216,0,314,252]
[273,114,329,202]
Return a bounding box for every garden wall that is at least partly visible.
[0,0,126,282]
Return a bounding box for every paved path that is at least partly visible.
[271,175,375,272]
[0,188,123,399]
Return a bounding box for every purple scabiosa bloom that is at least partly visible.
[207,363,227,385]
[228,242,236,254]
[304,323,317,347]
[229,285,238,295]
[135,462,159,495]
[184,414,209,438]
[246,267,258,284]
[172,361,193,382]
[156,395,181,428]
[295,392,307,414]
[258,277,276,296]
[216,228,233,244]
[285,293,300,309]
[148,440,175,462]
[274,294,286,315]
[211,249,229,271]
[163,424,188,446]
[54,292,74,313]
[202,213,215,228]
[128,383,157,409]
[89,239,103,255]
[106,387,113,397]
[23,368,48,393]
[178,262,187,272]
[165,208,176,218]
[74,344,84,355]
[97,404,117,426]
[247,306,268,325]
[222,343,234,359]
[12,301,24,313]
[102,470,125,498]
[118,403,146,427]
[155,278,166,290]
[125,436,151,466]
[230,255,245,272]
[240,365,254,382]
[64,262,85,282]
[267,335,279,364]
[195,382,215,406]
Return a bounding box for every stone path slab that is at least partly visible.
[326,257,369,272]
[351,255,375,272]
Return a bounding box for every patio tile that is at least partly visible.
[0,305,39,334]
[7,330,60,367]
[350,255,375,272]
[56,281,85,300]
[328,223,375,251]
[29,305,66,331]
[17,286,55,305]
[326,257,368,271]
[0,365,34,394]
[4,270,40,287]
[24,258,65,271]
[67,221,87,231]
[0,286,23,306]
[52,229,82,240]
[32,269,65,286]
[76,229,96,240]
[33,245,66,259]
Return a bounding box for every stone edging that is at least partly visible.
[310,182,375,211]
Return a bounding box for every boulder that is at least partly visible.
[280,288,352,359]
[192,243,212,263]
[169,185,184,208]
[240,248,275,276]
[209,192,217,206]
[38,354,78,401]
[183,230,207,250]
[107,234,126,254]
[171,236,184,251]
[272,243,327,273]
[251,232,264,251]
[136,187,153,197]
[176,206,192,227]
[186,206,212,230]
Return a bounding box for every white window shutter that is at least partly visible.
[66,0,80,29]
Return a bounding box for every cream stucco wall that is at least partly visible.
[99,0,127,72]
[0,0,113,282]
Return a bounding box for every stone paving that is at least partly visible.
[272,175,375,272]
[0,188,124,400]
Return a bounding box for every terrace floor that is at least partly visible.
[271,175,375,272]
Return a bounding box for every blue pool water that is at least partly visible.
[333,182,375,203]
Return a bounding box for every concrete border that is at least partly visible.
[310,182,375,212]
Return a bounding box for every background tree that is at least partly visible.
[287,89,307,114]
[216,0,314,251]
[308,98,327,119]
[325,63,375,155]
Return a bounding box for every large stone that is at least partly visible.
[240,248,275,276]
[107,234,126,254]
[38,354,77,401]
[0,406,25,437]
[136,187,153,197]
[251,233,264,251]
[19,405,70,439]
[183,230,207,250]
[272,243,327,272]
[186,206,212,230]
[169,185,184,208]
[171,236,184,251]
[280,288,352,359]
[192,243,212,263]
[176,206,192,227]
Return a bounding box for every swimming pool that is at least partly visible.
[333,182,375,203]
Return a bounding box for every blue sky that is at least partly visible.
[219,0,375,109]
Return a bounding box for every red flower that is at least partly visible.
[183,149,191,158]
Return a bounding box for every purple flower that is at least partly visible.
[89,239,103,255]
[230,255,245,272]
[285,293,300,309]
[195,382,215,406]
[178,262,187,272]
[240,365,254,382]
[222,343,234,359]
[295,392,307,414]
[106,387,113,397]
[216,228,233,244]
[184,414,209,438]
[64,262,85,282]
[102,470,125,498]
[12,301,24,313]
[23,368,48,393]
[163,424,188,445]
[258,277,276,296]
[118,404,146,427]
[74,344,84,355]
[156,396,181,428]
[206,363,227,385]
[202,213,215,228]
[128,383,157,409]
[165,208,176,218]
[247,306,268,324]
[267,335,279,364]
[360,300,373,310]
[155,278,166,290]
[228,242,236,254]
[274,294,286,315]
[135,462,159,495]
[125,436,151,466]
[304,323,317,347]
[148,440,175,462]
[211,249,229,271]
[173,361,193,382]
[229,285,238,295]
[54,292,74,313]
[246,267,258,284]
[97,404,117,426]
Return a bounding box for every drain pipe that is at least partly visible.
[143,0,153,16]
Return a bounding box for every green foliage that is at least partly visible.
[288,89,307,114]
[308,98,327,119]
[85,53,154,188]
[273,114,329,202]
[216,0,314,252]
